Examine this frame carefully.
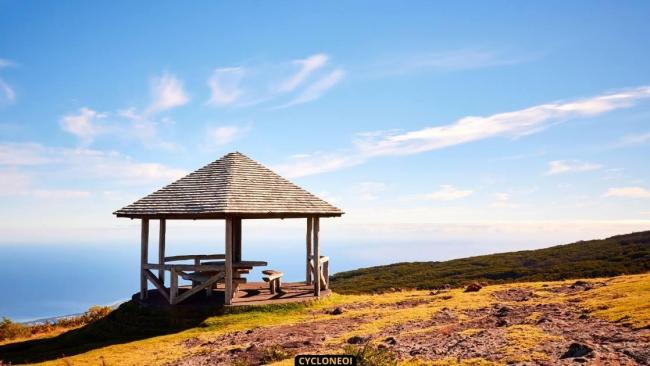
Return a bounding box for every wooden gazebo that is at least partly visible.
[114,152,343,305]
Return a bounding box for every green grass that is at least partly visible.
[330,231,650,293]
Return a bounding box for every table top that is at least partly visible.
[202,260,268,268]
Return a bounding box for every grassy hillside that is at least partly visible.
[1,274,648,365]
[330,231,650,294]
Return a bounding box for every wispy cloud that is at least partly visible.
[0,58,17,104]
[207,67,245,106]
[276,53,329,93]
[603,186,650,199]
[354,181,387,201]
[617,131,650,146]
[204,124,250,149]
[59,73,189,149]
[276,85,650,177]
[424,185,473,201]
[273,152,363,178]
[491,192,520,208]
[147,73,189,113]
[206,54,344,109]
[0,171,91,199]
[0,142,187,185]
[545,160,602,175]
[389,49,527,75]
[60,107,108,145]
[276,69,345,108]
[0,143,57,165]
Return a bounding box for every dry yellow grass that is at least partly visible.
[5,273,648,366]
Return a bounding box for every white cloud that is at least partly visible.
[618,131,650,146]
[277,69,345,108]
[0,79,15,104]
[207,67,245,106]
[424,185,473,201]
[0,171,31,195]
[389,49,525,75]
[0,59,16,68]
[273,152,363,178]
[276,53,329,93]
[0,59,16,104]
[354,182,387,201]
[147,73,189,113]
[545,160,603,175]
[0,142,186,185]
[60,107,108,145]
[491,192,520,208]
[276,85,650,177]
[0,171,91,199]
[603,186,650,199]
[0,143,56,165]
[205,125,249,147]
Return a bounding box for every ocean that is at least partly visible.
[0,241,382,322]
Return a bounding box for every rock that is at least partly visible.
[347,335,368,345]
[245,329,254,334]
[495,306,509,317]
[384,336,397,345]
[496,319,508,327]
[561,343,593,359]
[328,307,344,315]
[465,283,482,292]
[578,314,589,320]
[571,281,594,290]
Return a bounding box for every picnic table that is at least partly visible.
[142,254,267,304]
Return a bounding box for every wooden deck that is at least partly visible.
[133,282,331,308]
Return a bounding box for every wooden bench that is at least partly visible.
[262,270,283,294]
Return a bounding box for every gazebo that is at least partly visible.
[113,152,343,305]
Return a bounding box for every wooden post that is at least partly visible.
[306,217,313,284]
[233,218,242,262]
[312,217,320,297]
[158,219,166,285]
[140,218,149,300]
[170,267,178,304]
[225,218,233,305]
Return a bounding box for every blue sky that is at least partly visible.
[2,1,650,260]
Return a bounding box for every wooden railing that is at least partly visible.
[307,255,330,289]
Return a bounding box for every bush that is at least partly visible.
[260,345,293,363]
[0,317,30,341]
[343,344,398,366]
[0,305,112,343]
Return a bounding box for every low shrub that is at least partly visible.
[343,343,398,366]
[0,317,30,341]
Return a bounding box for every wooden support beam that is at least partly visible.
[225,218,234,305]
[322,259,329,290]
[306,217,313,284]
[174,272,224,304]
[143,269,170,303]
[233,218,242,262]
[170,267,178,304]
[313,217,320,297]
[158,219,166,285]
[140,218,149,300]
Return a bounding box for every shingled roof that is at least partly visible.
[113,152,343,219]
